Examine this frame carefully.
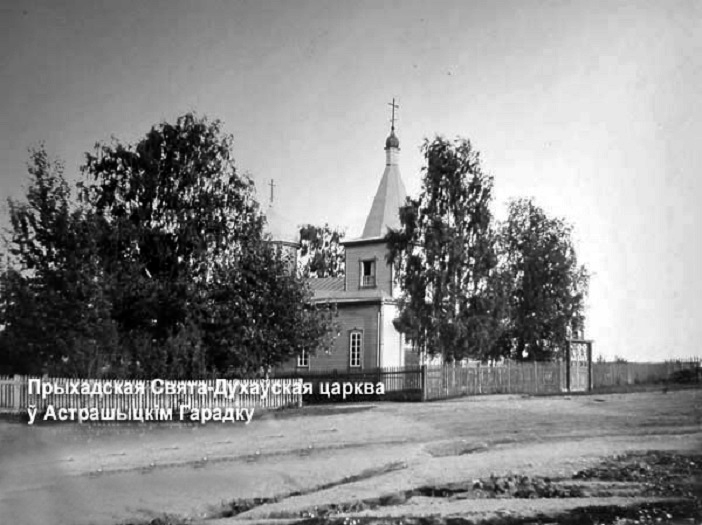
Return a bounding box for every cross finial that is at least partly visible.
[388,97,399,131]
[268,179,276,204]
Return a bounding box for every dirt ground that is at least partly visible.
[0,389,700,525]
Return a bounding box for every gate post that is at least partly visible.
[565,339,571,392]
[587,341,593,391]
[13,374,22,413]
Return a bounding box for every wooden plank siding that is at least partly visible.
[278,303,382,373]
[344,241,394,296]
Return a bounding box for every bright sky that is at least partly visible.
[1,1,700,362]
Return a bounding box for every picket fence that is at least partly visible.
[1,358,698,413]
[423,361,567,399]
[281,358,700,403]
[279,362,572,402]
[423,359,700,400]
[0,375,303,416]
[592,358,701,389]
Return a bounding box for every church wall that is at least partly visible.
[380,303,403,368]
[344,242,394,296]
[276,302,381,373]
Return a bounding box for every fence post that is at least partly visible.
[421,365,427,401]
[444,366,448,398]
[13,374,21,413]
[560,360,565,393]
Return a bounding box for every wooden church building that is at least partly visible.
[271,120,410,373]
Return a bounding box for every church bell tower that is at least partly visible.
[342,98,408,297]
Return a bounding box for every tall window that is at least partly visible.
[349,331,362,367]
[361,260,376,288]
[297,349,309,368]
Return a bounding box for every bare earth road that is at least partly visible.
[0,389,700,525]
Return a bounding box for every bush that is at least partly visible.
[668,368,700,384]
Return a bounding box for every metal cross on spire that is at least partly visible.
[269,179,276,204]
[388,98,399,131]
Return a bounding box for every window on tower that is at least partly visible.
[360,259,376,288]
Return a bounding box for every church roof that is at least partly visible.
[360,137,407,239]
[306,277,394,303]
[307,277,344,292]
[311,286,393,304]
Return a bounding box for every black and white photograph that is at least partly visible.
[0,1,700,524]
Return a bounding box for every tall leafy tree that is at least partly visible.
[1,114,337,377]
[202,243,337,376]
[0,148,119,376]
[496,198,589,361]
[78,113,336,376]
[80,113,264,344]
[387,137,498,361]
[298,223,345,278]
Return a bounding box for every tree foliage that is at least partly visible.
[77,113,265,375]
[201,244,337,376]
[298,223,345,278]
[1,114,336,377]
[387,137,499,361]
[494,198,589,361]
[0,149,119,376]
[386,140,589,364]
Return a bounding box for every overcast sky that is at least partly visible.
[1,0,700,361]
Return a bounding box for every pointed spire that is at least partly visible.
[361,101,407,239]
[361,165,407,238]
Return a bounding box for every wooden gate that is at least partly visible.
[566,340,592,392]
